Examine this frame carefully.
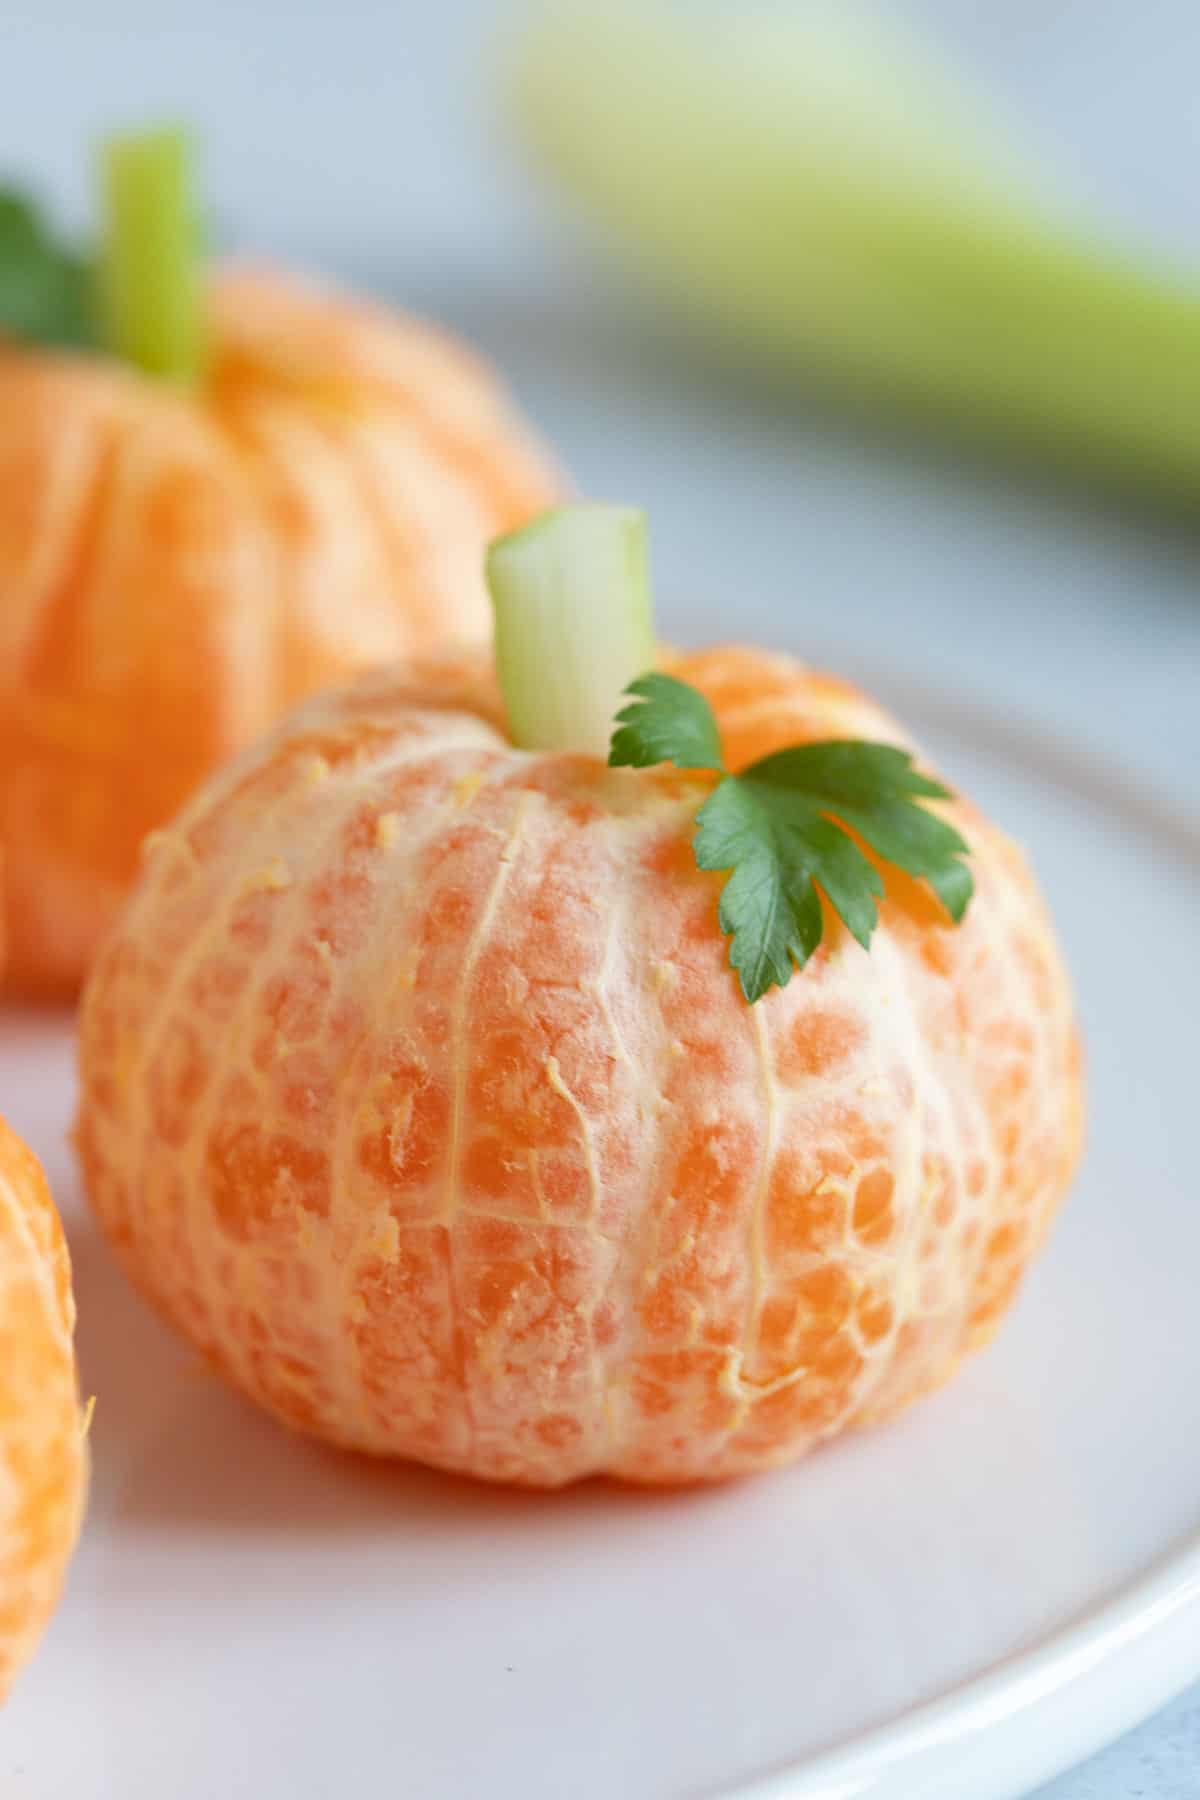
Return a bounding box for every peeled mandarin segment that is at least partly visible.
[76,643,1083,1488]
[0,270,562,997]
[0,1115,86,1699]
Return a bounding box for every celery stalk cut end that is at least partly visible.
[487,503,656,756]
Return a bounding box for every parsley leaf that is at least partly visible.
[0,189,98,351]
[609,673,973,1002]
[609,672,727,771]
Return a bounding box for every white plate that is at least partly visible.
[3,687,1199,1800]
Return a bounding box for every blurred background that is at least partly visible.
[5,2,1198,1793]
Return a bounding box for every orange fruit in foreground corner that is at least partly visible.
[0,268,560,996]
[77,641,1083,1486]
[0,1114,86,1699]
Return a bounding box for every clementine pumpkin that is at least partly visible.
[76,509,1082,1486]
[0,266,560,995]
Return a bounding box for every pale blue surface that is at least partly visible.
[6,2,1200,1792]
[1036,1689,1200,1800]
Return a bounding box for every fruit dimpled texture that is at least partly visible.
[0,1116,86,1698]
[77,645,1083,1487]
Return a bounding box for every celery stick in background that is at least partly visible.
[507,0,1200,497]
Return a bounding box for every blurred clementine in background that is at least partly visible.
[76,622,1082,1486]
[0,1111,86,1700]
[0,131,561,997]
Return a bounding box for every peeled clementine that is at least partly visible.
[76,643,1083,1487]
[0,268,560,996]
[0,1113,86,1697]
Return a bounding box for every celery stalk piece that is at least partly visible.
[98,125,205,382]
[487,504,655,756]
[508,0,1200,496]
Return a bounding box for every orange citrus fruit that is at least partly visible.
[0,1113,86,1697]
[0,268,560,996]
[77,644,1083,1486]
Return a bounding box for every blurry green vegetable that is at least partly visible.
[0,191,97,350]
[99,125,206,382]
[0,124,204,380]
[509,0,1200,495]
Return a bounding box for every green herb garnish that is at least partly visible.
[610,672,972,1002]
[0,191,98,350]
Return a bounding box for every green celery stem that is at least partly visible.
[99,125,206,382]
[486,503,656,756]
